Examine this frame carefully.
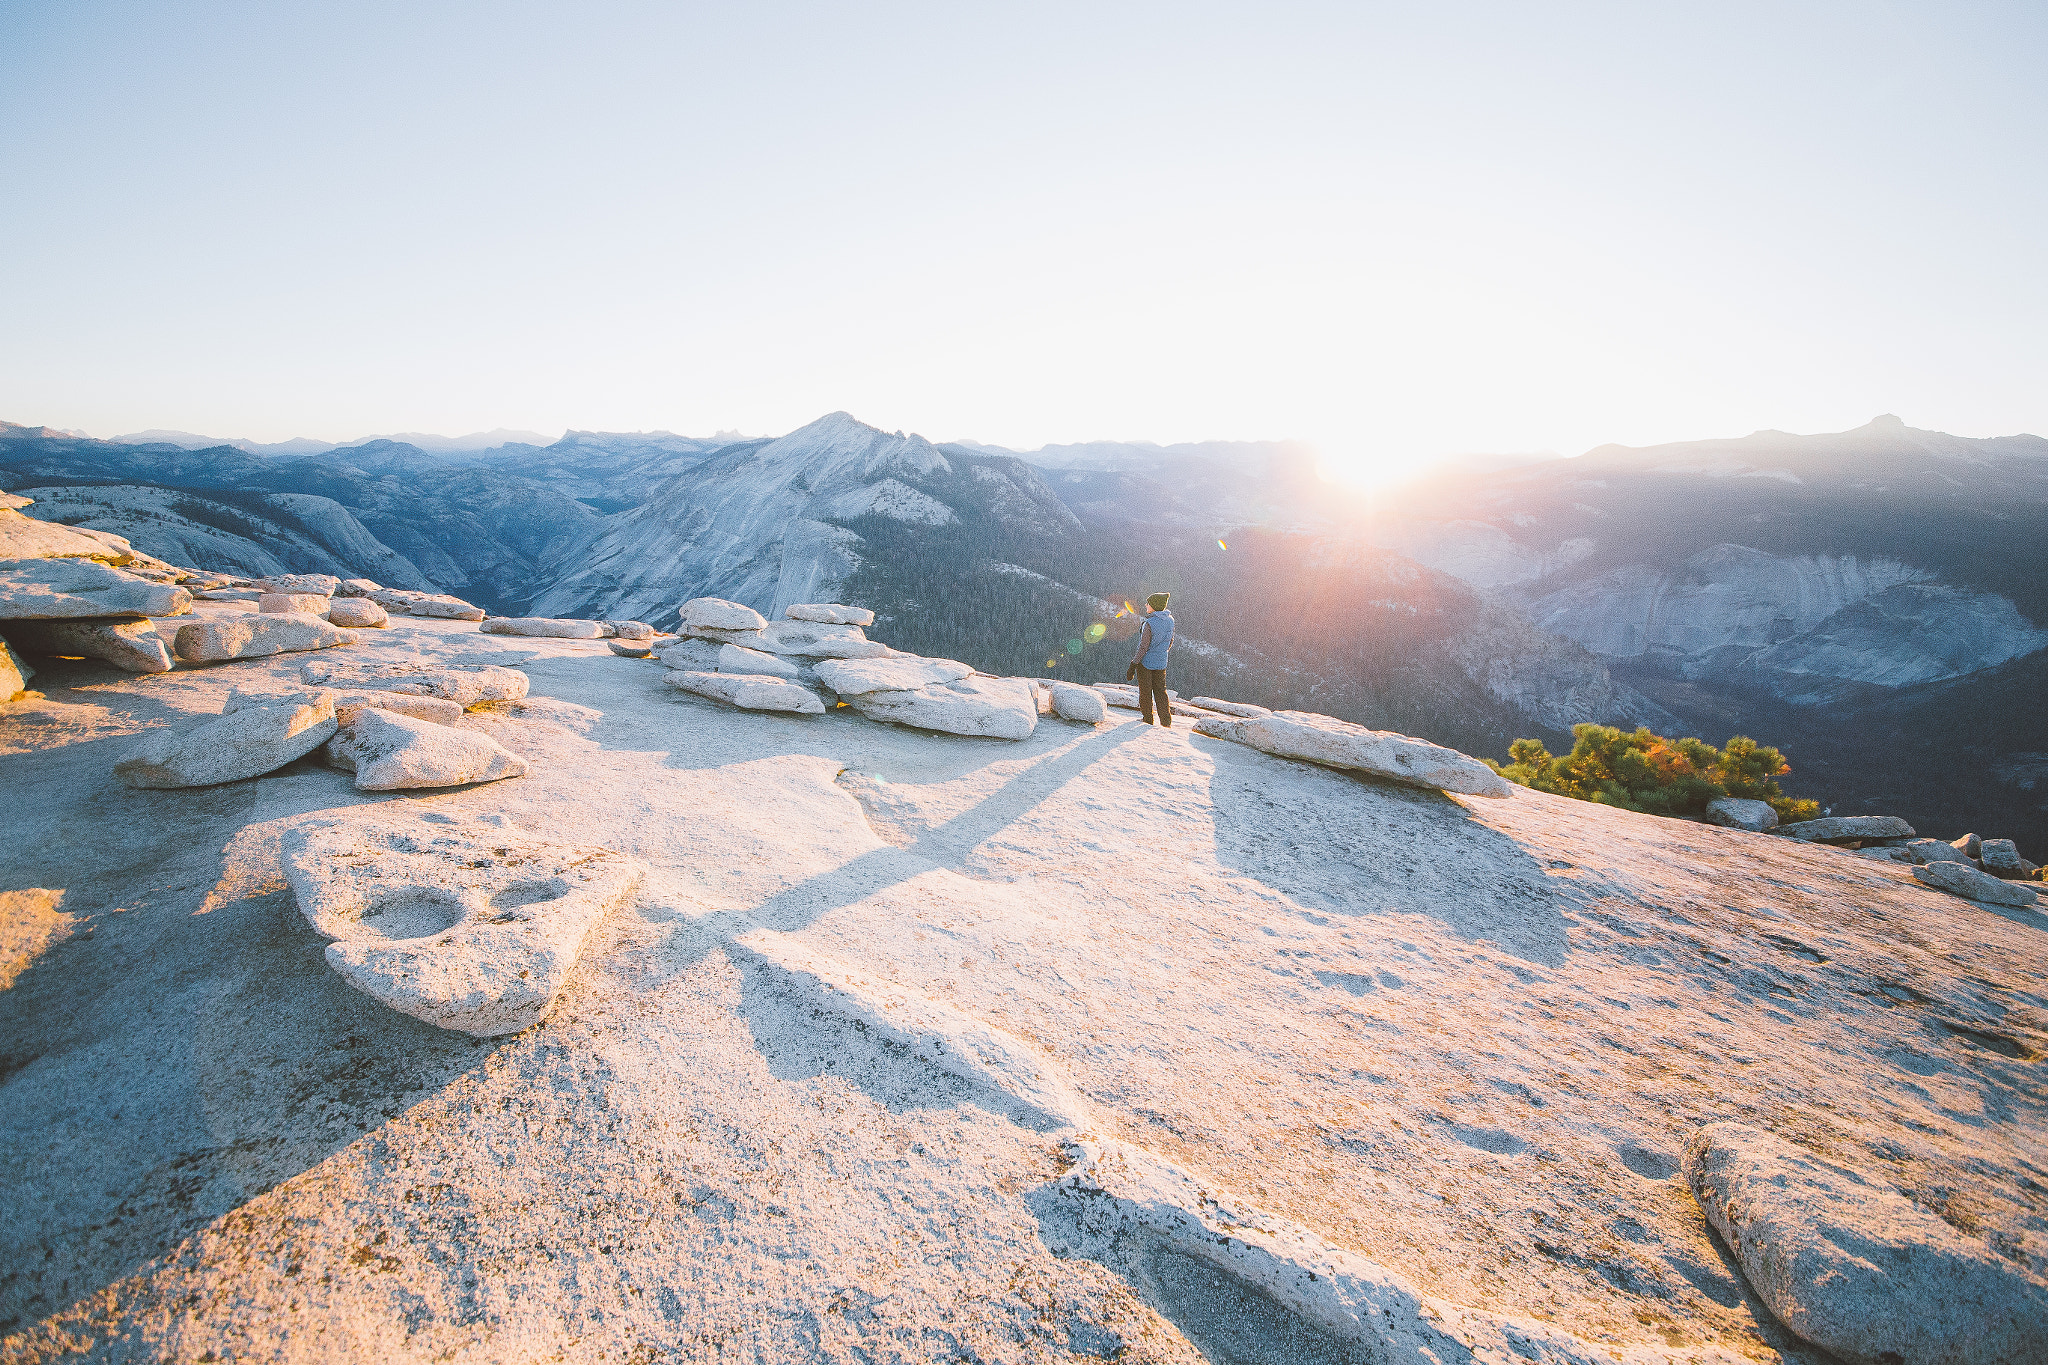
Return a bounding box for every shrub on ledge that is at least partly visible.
[1489,724,1820,823]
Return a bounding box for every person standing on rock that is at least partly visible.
[1127,592,1175,726]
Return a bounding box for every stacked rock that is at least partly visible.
[2,490,195,675]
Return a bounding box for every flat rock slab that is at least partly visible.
[693,620,888,659]
[1,618,173,673]
[258,573,339,595]
[300,658,530,704]
[1777,815,1916,843]
[1188,696,1269,718]
[282,815,645,1036]
[174,613,353,662]
[814,655,973,695]
[679,596,766,631]
[368,589,486,621]
[0,559,192,620]
[607,639,653,657]
[1913,860,2040,908]
[324,708,528,789]
[1900,838,1973,865]
[667,670,825,714]
[481,617,605,638]
[1683,1121,2047,1365]
[1232,711,1514,798]
[329,691,465,727]
[260,592,330,613]
[324,598,388,628]
[844,674,1038,740]
[783,602,874,626]
[114,693,337,788]
[719,644,801,679]
[1706,797,1779,832]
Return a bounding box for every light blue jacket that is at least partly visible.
[1134,609,1174,669]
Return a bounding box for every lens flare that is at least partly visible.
[1217,539,1228,550]
[1084,622,1106,643]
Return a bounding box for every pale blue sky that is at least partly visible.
[3,1,2043,480]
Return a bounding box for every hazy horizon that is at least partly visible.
[4,2,2043,486]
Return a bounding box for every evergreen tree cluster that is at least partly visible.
[1490,724,1821,822]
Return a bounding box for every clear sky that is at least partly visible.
[3,1,2043,482]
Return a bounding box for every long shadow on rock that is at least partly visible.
[1201,739,1570,966]
[744,722,1148,934]
[732,945,1068,1132]
[1027,1187,1377,1365]
[0,880,504,1335]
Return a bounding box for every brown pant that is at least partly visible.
[1135,666,1171,726]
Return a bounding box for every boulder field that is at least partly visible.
[2,610,2044,1364]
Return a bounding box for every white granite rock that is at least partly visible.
[1952,832,1982,858]
[1188,696,1270,718]
[174,613,353,662]
[1705,797,1779,832]
[604,620,654,640]
[334,578,382,597]
[282,815,645,1036]
[257,573,339,595]
[324,708,528,790]
[679,597,766,632]
[667,670,825,714]
[1044,680,1108,723]
[842,674,1038,740]
[754,620,889,659]
[0,560,192,620]
[324,597,388,628]
[783,603,875,626]
[260,592,330,614]
[1912,860,2040,908]
[480,617,605,639]
[328,691,465,727]
[719,644,802,679]
[1684,1121,2047,1365]
[114,693,337,787]
[0,618,174,673]
[299,658,530,705]
[0,638,34,700]
[813,655,974,695]
[1233,711,1514,798]
[607,639,653,658]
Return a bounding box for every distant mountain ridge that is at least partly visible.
[4,410,2043,845]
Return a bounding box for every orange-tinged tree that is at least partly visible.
[1493,724,1819,823]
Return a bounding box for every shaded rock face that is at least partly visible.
[1776,816,1915,844]
[324,708,528,790]
[718,644,800,679]
[113,693,337,788]
[1043,680,1108,723]
[0,560,191,620]
[282,815,645,1036]
[1980,838,2026,879]
[1912,860,2040,908]
[1683,1122,2048,1365]
[0,618,173,673]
